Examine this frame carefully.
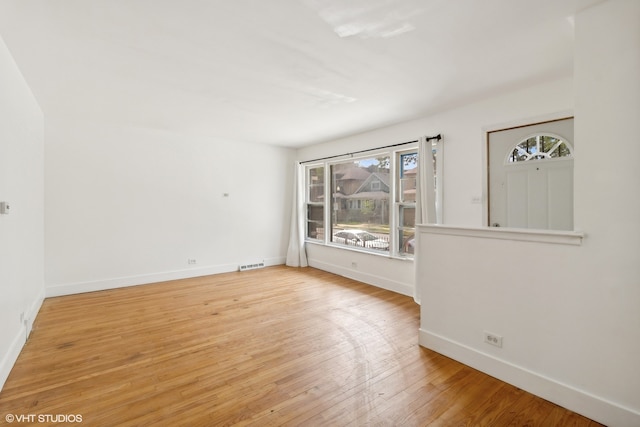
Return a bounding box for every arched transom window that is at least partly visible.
[507,134,573,163]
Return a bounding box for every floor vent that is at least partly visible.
[239,262,265,272]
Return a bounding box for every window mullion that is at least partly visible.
[389,153,398,257]
[324,162,331,244]
[434,139,444,224]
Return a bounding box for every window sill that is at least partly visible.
[305,240,415,260]
[417,225,584,246]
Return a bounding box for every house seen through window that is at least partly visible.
[331,156,391,252]
[305,147,427,258]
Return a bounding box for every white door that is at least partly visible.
[488,118,574,230]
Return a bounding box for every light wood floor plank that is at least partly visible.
[0,266,602,426]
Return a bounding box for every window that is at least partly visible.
[508,134,572,163]
[304,142,440,257]
[398,151,417,256]
[306,166,324,240]
[332,230,389,250]
[330,156,390,252]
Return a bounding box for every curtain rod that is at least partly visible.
[300,134,441,164]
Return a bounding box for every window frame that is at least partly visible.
[303,141,442,258]
[396,149,418,258]
[305,164,326,242]
[328,153,392,255]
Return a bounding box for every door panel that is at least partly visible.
[527,165,548,229]
[546,162,574,230]
[489,118,574,230]
[505,168,528,228]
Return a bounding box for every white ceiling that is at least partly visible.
[0,0,581,147]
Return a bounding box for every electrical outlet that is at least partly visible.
[484,331,503,348]
[188,259,197,265]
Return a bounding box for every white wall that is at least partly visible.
[0,35,45,390]
[45,120,294,296]
[572,0,640,419]
[297,77,573,296]
[417,2,640,426]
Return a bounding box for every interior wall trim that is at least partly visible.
[419,329,640,427]
[0,288,44,392]
[45,257,286,298]
[308,258,413,297]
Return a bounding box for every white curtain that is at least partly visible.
[285,161,308,267]
[413,136,437,303]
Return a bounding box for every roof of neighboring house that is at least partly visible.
[403,167,418,176]
[354,172,390,194]
[373,172,390,187]
[335,166,371,181]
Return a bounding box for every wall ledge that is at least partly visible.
[417,224,584,246]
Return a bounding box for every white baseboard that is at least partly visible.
[25,288,45,338]
[0,288,45,392]
[46,257,286,297]
[419,329,640,427]
[0,327,26,393]
[309,259,413,297]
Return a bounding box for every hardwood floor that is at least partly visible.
[0,266,602,426]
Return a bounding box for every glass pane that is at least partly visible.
[509,147,528,162]
[308,204,323,221]
[557,142,570,157]
[398,228,415,256]
[523,137,537,155]
[541,136,559,153]
[308,166,324,203]
[307,221,323,240]
[510,135,572,162]
[399,206,415,228]
[306,205,323,240]
[398,204,415,256]
[399,152,417,202]
[330,156,390,251]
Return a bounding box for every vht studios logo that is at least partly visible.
[5,414,83,423]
